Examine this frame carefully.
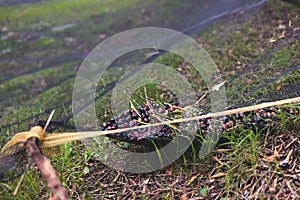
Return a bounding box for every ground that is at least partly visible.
[0,0,299,199]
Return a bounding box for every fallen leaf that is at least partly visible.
[279,149,293,169]
[269,37,277,43]
[212,81,226,91]
[212,156,224,166]
[263,149,279,162]
[187,173,200,185]
[210,172,226,179]
[180,193,188,200]
[166,167,172,176]
[143,178,150,185]
[278,31,285,39]
[112,171,120,183]
[269,178,277,193]
[278,24,286,29]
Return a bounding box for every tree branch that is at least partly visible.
[26,137,69,200]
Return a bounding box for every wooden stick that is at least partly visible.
[26,137,69,200]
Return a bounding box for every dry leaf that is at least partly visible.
[278,31,285,39]
[269,178,277,193]
[166,168,172,176]
[293,27,300,31]
[269,37,277,43]
[210,172,226,179]
[278,24,286,29]
[279,149,293,168]
[143,178,150,185]
[142,178,149,194]
[187,173,200,185]
[176,67,183,71]
[180,193,189,200]
[112,172,120,183]
[212,156,224,166]
[212,81,226,91]
[263,149,279,162]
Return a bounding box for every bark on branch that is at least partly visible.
[26,137,69,200]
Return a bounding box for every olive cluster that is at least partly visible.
[198,107,282,134]
[197,117,211,133]
[221,107,281,131]
[102,103,177,144]
[222,112,247,130]
[102,101,299,145]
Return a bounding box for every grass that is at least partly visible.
[0,0,139,29]
[0,0,299,199]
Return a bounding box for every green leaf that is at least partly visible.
[83,166,90,175]
[199,187,208,195]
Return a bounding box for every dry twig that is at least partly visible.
[26,135,69,200]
